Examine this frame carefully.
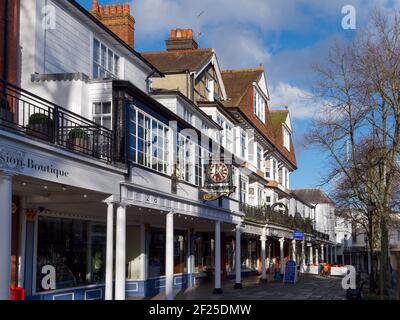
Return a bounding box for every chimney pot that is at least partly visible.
[124,3,130,14]
[92,0,99,13]
[99,5,104,15]
[111,4,117,14]
[166,28,198,51]
[105,4,110,15]
[117,4,123,13]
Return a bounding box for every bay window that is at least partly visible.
[129,106,169,175]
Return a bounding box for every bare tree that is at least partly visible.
[308,9,400,298]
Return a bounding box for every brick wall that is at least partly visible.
[92,2,135,49]
[0,0,19,85]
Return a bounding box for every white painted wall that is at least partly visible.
[20,0,150,115]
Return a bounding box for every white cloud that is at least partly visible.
[269,82,322,120]
[208,27,271,70]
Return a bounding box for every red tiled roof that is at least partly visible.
[270,110,297,168]
[221,68,276,146]
[141,48,213,74]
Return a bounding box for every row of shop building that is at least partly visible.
[1,0,339,300]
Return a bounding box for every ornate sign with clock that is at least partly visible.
[201,160,235,201]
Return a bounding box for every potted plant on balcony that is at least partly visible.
[27,113,54,141]
[66,128,89,153]
[0,96,14,124]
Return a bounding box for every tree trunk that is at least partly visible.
[379,218,390,299]
[396,252,400,300]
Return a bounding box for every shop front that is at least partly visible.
[0,131,125,300]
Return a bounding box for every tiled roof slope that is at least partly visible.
[221,68,276,146]
[291,189,334,205]
[270,110,297,167]
[141,48,213,74]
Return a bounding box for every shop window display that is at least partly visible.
[36,217,106,292]
[148,229,187,278]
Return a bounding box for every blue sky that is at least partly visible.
[78,0,399,191]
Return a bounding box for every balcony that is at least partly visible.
[240,203,314,234]
[0,80,113,162]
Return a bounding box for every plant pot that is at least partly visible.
[66,137,89,153]
[26,123,54,142]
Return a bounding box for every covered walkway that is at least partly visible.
[134,274,346,300]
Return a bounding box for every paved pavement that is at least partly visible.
[143,274,347,300]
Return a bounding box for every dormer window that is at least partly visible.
[253,89,265,122]
[283,127,291,151]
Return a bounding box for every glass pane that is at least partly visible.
[101,44,107,67]
[93,63,99,79]
[36,217,105,292]
[93,39,100,63]
[108,50,114,74]
[102,102,111,114]
[93,116,101,125]
[103,116,111,129]
[114,55,120,76]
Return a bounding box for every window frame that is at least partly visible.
[93,38,120,79]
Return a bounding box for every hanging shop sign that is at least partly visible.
[293,230,304,240]
[201,160,236,201]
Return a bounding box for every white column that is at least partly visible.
[321,244,324,262]
[105,202,114,300]
[17,197,27,288]
[165,211,174,300]
[234,225,242,288]
[309,245,314,265]
[292,240,297,263]
[315,248,319,264]
[301,240,305,265]
[0,172,12,300]
[140,224,147,280]
[260,233,267,281]
[213,221,223,294]
[115,204,126,300]
[279,237,285,274]
[187,228,191,277]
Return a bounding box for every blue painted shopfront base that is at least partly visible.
[227,270,258,280]
[27,274,195,300]
[28,285,105,300]
[126,273,195,298]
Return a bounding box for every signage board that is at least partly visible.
[283,260,297,284]
[293,230,304,240]
[201,159,235,201]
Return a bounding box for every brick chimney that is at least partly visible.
[91,0,135,49]
[166,28,199,51]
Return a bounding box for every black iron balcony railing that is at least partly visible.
[240,203,315,234]
[0,80,113,162]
